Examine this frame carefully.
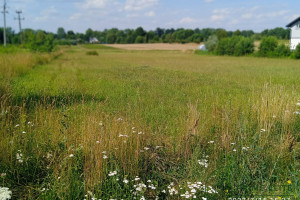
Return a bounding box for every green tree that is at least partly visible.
[57,27,66,39]
[259,36,278,57]
[205,35,219,52]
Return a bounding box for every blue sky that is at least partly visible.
[3,0,300,33]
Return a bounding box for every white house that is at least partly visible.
[89,37,99,44]
[286,17,300,50]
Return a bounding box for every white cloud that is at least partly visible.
[34,6,58,22]
[83,0,113,9]
[205,0,215,3]
[146,11,155,17]
[179,17,197,24]
[125,0,158,11]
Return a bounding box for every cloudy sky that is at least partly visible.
[3,0,299,33]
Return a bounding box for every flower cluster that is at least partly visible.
[16,150,23,163]
[0,187,12,200]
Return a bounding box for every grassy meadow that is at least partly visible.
[0,45,299,199]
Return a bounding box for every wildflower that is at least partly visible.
[132,127,135,130]
[287,180,292,184]
[242,147,249,151]
[96,141,100,144]
[140,196,145,200]
[147,180,151,183]
[161,189,166,193]
[191,189,196,193]
[297,103,300,106]
[294,111,300,115]
[103,155,108,159]
[46,153,53,159]
[134,176,140,181]
[261,129,266,132]
[108,171,117,176]
[102,151,107,154]
[198,159,208,168]
[117,117,123,121]
[22,131,26,134]
[156,146,162,149]
[144,147,150,151]
[0,187,12,200]
[16,151,23,163]
[99,122,103,126]
[119,134,129,138]
[231,143,235,145]
[123,179,129,184]
[41,188,46,192]
[58,177,61,180]
[15,124,20,127]
[208,141,214,144]
[202,197,207,200]
[278,197,282,200]
[69,154,74,158]
[1,173,6,177]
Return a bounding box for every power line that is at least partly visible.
[2,0,8,47]
[15,10,24,44]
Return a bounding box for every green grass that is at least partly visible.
[0,45,299,199]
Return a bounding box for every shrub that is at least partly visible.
[258,36,278,57]
[86,50,99,56]
[235,37,254,56]
[215,36,254,56]
[205,35,219,52]
[293,43,300,59]
[274,44,291,57]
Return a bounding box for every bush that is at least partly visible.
[293,43,300,59]
[215,36,254,56]
[274,44,291,57]
[235,37,254,56]
[205,35,219,52]
[258,36,278,57]
[86,50,99,56]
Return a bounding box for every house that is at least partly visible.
[89,37,99,44]
[286,16,300,50]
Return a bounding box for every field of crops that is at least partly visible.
[0,45,299,199]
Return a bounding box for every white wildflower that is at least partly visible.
[69,154,74,158]
[117,117,123,121]
[103,155,108,159]
[233,149,237,152]
[0,187,12,200]
[99,122,103,126]
[108,171,117,176]
[22,131,26,134]
[138,132,143,135]
[144,147,150,151]
[296,103,300,106]
[134,176,140,181]
[96,141,100,144]
[16,151,23,163]
[123,179,129,184]
[198,159,208,168]
[208,141,214,144]
[1,173,6,177]
[15,124,20,127]
[261,129,266,132]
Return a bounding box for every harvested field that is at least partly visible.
[104,43,200,51]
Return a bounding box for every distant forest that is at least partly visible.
[0,26,290,45]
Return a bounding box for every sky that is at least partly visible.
[2,0,299,33]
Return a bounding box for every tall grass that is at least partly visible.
[0,45,299,199]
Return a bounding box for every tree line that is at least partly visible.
[1,26,290,47]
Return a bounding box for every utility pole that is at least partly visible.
[15,10,24,44]
[2,0,8,47]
